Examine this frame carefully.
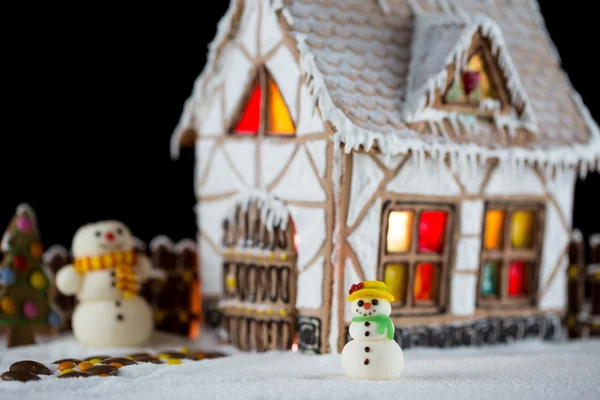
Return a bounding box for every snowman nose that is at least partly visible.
[105,232,115,242]
[363,302,372,310]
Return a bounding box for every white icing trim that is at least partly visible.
[590,234,600,248]
[132,236,147,251]
[149,235,174,251]
[217,298,291,313]
[404,12,537,131]
[42,245,69,264]
[174,239,197,253]
[224,189,289,232]
[377,0,391,15]
[170,0,242,160]
[571,229,583,243]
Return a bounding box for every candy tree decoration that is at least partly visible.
[0,204,61,347]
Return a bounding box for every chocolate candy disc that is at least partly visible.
[9,360,51,376]
[84,355,110,362]
[197,351,226,359]
[1,371,41,382]
[58,371,92,378]
[134,357,163,364]
[126,352,153,359]
[52,358,82,365]
[158,351,192,360]
[101,357,138,367]
[86,365,118,376]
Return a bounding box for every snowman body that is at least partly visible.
[341,296,404,380]
[56,221,163,347]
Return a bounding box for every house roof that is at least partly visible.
[172,0,600,175]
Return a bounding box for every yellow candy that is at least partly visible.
[178,311,188,322]
[88,358,102,364]
[58,361,75,371]
[180,347,189,354]
[59,368,75,376]
[30,242,44,259]
[183,271,193,282]
[280,254,288,261]
[166,359,182,365]
[279,309,287,317]
[78,362,94,371]
[158,354,170,359]
[0,297,14,315]
[30,271,46,289]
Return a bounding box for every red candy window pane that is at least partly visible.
[413,263,437,302]
[234,83,261,135]
[418,211,448,253]
[508,261,527,296]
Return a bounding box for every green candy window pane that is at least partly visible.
[481,262,499,297]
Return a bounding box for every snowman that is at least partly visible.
[55,220,165,347]
[341,280,404,380]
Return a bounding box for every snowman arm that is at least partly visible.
[55,265,82,296]
[136,254,166,283]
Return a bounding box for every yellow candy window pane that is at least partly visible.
[467,54,495,100]
[484,210,505,250]
[511,210,535,248]
[267,78,294,135]
[386,211,414,253]
[384,264,407,303]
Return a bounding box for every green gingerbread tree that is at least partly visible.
[0,204,61,347]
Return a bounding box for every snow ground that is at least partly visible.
[0,331,599,400]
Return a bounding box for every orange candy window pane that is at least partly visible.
[484,210,505,250]
[508,261,528,296]
[386,211,413,253]
[510,211,535,248]
[384,264,408,303]
[234,83,261,135]
[414,263,437,301]
[418,211,448,254]
[267,78,294,135]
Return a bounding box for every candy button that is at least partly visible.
[166,359,182,365]
[1,296,15,315]
[0,268,16,285]
[1,371,40,382]
[23,301,37,319]
[16,216,32,232]
[30,271,46,289]
[48,311,61,327]
[9,360,51,375]
[12,255,27,270]
[58,361,75,371]
[78,362,94,371]
[29,242,44,259]
[52,359,81,365]
[102,357,137,367]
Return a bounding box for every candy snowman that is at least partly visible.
[341,281,404,380]
[55,221,165,347]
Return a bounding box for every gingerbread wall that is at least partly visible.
[336,149,576,350]
[192,0,334,353]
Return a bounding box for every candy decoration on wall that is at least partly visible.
[0,204,62,347]
[341,281,404,380]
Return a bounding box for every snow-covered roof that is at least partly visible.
[223,189,289,232]
[171,0,600,177]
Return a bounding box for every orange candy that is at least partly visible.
[109,363,123,369]
[78,362,94,371]
[29,242,44,259]
[57,361,75,371]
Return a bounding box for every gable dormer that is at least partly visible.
[403,13,537,133]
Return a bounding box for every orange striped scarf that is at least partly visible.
[74,250,138,298]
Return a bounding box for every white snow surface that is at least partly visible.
[0,331,599,400]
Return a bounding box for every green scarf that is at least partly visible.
[351,314,395,340]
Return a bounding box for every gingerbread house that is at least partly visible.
[170,0,600,354]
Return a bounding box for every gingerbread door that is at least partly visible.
[217,195,298,351]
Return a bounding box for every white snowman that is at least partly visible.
[55,220,165,347]
[341,280,404,380]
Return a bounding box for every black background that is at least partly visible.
[1,1,598,252]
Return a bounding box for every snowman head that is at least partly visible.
[351,297,392,317]
[72,220,134,257]
[347,280,395,318]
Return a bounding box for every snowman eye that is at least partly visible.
[357,300,364,307]
[95,231,101,238]
[372,299,378,306]
[116,227,123,235]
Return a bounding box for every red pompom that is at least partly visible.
[349,282,364,295]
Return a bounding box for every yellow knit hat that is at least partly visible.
[347,280,394,302]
